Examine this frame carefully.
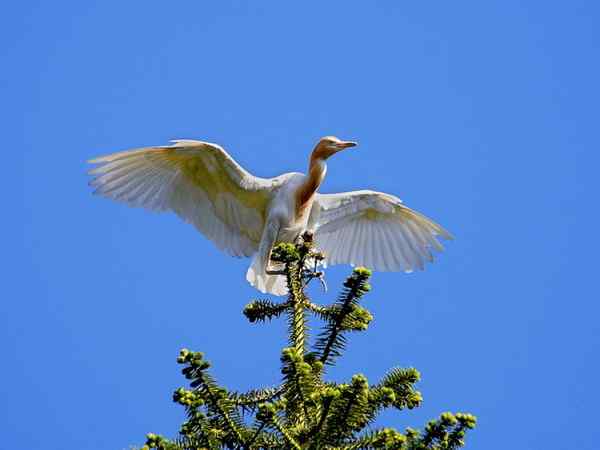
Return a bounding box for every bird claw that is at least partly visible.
[302,269,328,293]
[316,272,328,292]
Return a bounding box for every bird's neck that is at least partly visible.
[295,157,327,215]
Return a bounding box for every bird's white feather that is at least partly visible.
[310,191,452,272]
[88,140,278,258]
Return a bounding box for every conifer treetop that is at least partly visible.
[140,234,476,449]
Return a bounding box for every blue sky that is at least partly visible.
[8,1,599,449]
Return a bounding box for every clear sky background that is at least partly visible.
[7,1,599,449]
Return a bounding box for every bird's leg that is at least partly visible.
[265,244,287,274]
[317,273,328,292]
[260,219,287,276]
[301,246,328,292]
[301,269,328,292]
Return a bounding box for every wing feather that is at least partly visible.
[377,225,392,270]
[340,228,354,264]
[88,140,277,257]
[369,223,379,268]
[367,222,377,269]
[403,224,425,269]
[355,220,366,266]
[310,190,452,272]
[394,224,416,271]
[382,221,404,271]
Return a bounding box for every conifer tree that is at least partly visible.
[140,233,476,449]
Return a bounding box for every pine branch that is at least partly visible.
[172,433,220,450]
[407,412,477,450]
[247,432,284,450]
[371,367,423,411]
[142,433,182,450]
[178,413,218,449]
[319,374,371,445]
[305,387,337,450]
[269,242,310,354]
[245,412,287,449]
[307,302,373,332]
[343,428,408,449]
[229,386,283,414]
[280,347,318,428]
[243,299,290,323]
[315,267,373,366]
[257,403,302,450]
[288,287,308,355]
[198,374,247,446]
[177,349,249,448]
[245,421,266,449]
[288,254,308,355]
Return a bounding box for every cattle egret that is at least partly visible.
[88,136,452,295]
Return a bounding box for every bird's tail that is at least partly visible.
[246,255,288,296]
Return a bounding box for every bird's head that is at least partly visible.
[312,136,357,161]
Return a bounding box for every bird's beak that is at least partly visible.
[337,141,358,150]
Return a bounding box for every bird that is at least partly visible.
[88,136,452,295]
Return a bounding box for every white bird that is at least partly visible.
[88,136,452,295]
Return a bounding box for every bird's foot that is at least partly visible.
[302,269,328,293]
[316,272,328,292]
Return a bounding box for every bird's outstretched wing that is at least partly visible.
[88,140,275,257]
[308,190,452,272]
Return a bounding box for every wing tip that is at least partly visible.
[87,156,106,164]
[438,229,454,241]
